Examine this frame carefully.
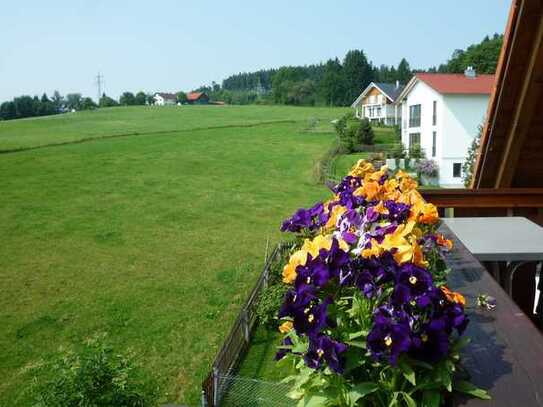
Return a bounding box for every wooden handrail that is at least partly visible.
[421,188,543,208]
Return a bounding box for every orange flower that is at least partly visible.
[411,237,429,268]
[279,321,293,334]
[436,234,453,250]
[441,286,466,306]
[349,159,374,178]
[354,181,381,201]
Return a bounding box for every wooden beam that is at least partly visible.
[495,7,543,187]
[421,188,543,208]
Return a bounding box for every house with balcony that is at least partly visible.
[351,81,404,125]
[396,70,495,187]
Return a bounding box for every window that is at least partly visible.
[409,133,421,150]
[453,163,462,178]
[432,101,437,125]
[409,104,421,127]
[376,107,382,117]
[432,131,436,157]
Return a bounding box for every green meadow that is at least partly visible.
[0,105,348,406]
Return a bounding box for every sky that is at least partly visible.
[0,0,511,102]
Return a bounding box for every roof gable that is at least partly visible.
[351,82,405,107]
[187,92,207,101]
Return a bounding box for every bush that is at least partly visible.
[358,118,375,145]
[389,142,406,159]
[408,144,425,159]
[29,334,159,407]
[256,283,289,328]
[463,124,483,187]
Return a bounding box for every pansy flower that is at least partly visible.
[304,334,348,373]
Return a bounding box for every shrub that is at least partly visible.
[358,118,375,145]
[462,124,483,187]
[29,334,159,407]
[389,142,407,159]
[256,283,289,328]
[409,144,425,159]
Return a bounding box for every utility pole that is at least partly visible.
[95,73,104,103]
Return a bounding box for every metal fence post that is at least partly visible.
[213,367,219,407]
[241,309,250,343]
[201,389,207,407]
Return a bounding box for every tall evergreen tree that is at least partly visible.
[396,58,412,83]
[343,50,373,104]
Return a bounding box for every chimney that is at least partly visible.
[395,80,400,89]
[464,66,476,79]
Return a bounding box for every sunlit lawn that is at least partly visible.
[0,105,348,406]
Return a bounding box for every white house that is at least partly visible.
[153,92,178,106]
[395,68,495,187]
[351,81,404,125]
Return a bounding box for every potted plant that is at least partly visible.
[415,158,439,185]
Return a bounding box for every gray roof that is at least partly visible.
[373,82,405,102]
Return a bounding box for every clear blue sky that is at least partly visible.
[0,0,510,102]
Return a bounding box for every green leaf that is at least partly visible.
[297,394,329,407]
[455,380,491,400]
[421,390,441,407]
[439,365,452,392]
[345,340,366,349]
[349,382,378,402]
[398,359,416,386]
[348,330,368,340]
[401,392,417,407]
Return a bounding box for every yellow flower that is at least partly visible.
[365,165,388,183]
[411,236,429,268]
[349,159,374,178]
[354,180,381,201]
[373,201,389,215]
[380,221,415,264]
[325,205,347,229]
[399,176,418,192]
[361,238,383,258]
[279,321,293,334]
[282,249,307,284]
[418,203,439,224]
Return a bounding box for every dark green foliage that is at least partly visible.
[80,97,97,110]
[390,143,407,159]
[409,144,425,160]
[437,34,503,74]
[66,93,83,110]
[0,93,58,121]
[358,118,375,145]
[176,91,187,104]
[463,124,483,186]
[119,92,137,106]
[196,50,412,107]
[29,334,159,407]
[99,93,119,107]
[256,284,289,328]
[135,91,147,105]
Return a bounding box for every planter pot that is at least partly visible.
[386,158,397,170]
[403,158,410,169]
[420,175,438,186]
[397,159,405,169]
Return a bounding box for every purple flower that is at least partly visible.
[304,334,348,373]
[278,285,316,319]
[367,305,412,365]
[384,200,411,223]
[280,202,327,233]
[392,264,433,306]
[292,298,331,336]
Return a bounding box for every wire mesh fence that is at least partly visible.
[217,375,296,407]
[202,242,293,406]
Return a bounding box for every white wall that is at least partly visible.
[400,81,489,187]
[400,81,443,162]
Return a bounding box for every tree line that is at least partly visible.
[1,34,503,121]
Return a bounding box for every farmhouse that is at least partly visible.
[351,81,404,125]
[153,92,177,106]
[396,69,495,187]
[186,91,209,105]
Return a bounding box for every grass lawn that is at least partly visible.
[0,105,347,406]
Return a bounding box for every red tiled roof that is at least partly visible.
[187,92,205,101]
[415,73,495,95]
